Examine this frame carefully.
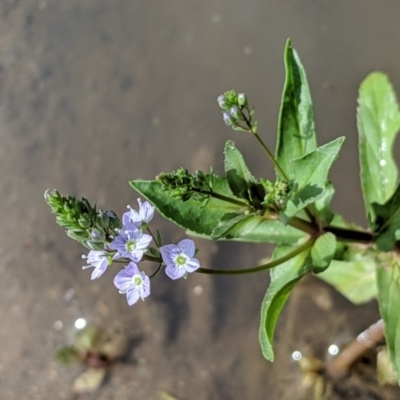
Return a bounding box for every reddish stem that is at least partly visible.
[326,319,385,380]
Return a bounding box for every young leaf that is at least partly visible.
[275,39,317,179]
[357,72,400,224]
[377,263,400,382]
[224,218,306,244]
[131,175,242,236]
[259,242,313,361]
[318,258,377,304]
[211,213,261,240]
[283,137,345,218]
[371,182,400,251]
[310,182,335,225]
[310,232,336,273]
[224,140,265,206]
[224,140,256,197]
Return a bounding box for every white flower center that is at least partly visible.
[126,239,136,252]
[176,254,187,267]
[133,275,142,286]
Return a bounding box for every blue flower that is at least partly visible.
[109,223,152,262]
[160,239,200,280]
[113,262,150,305]
[122,199,155,226]
[82,250,112,280]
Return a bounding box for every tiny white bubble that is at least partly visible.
[291,351,302,361]
[74,318,87,330]
[380,159,387,166]
[328,344,339,355]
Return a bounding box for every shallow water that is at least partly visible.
[1,1,400,399]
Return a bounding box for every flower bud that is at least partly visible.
[217,95,228,110]
[97,211,110,228]
[237,93,247,106]
[223,112,234,126]
[230,106,242,120]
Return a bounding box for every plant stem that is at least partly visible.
[149,263,163,278]
[288,216,318,235]
[146,226,159,247]
[324,225,373,244]
[325,319,385,380]
[253,131,289,180]
[196,238,315,275]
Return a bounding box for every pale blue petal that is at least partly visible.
[138,199,155,223]
[160,244,178,265]
[140,274,151,297]
[114,271,133,292]
[185,258,200,273]
[122,211,132,225]
[165,264,186,280]
[178,239,195,257]
[129,250,144,262]
[91,258,109,280]
[126,288,140,305]
[125,262,140,276]
[136,233,152,250]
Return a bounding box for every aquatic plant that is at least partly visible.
[46,39,400,384]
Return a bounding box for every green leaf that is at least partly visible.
[211,213,261,239]
[189,217,305,244]
[311,232,336,273]
[318,258,377,304]
[357,72,400,224]
[227,219,305,244]
[377,263,400,382]
[275,39,317,179]
[130,175,242,236]
[311,182,335,225]
[259,242,312,361]
[224,140,256,197]
[283,137,345,218]
[372,182,400,251]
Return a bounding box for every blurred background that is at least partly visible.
[1,1,400,399]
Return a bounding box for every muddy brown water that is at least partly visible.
[1,1,400,399]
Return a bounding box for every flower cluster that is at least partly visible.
[77,198,200,306]
[217,90,257,133]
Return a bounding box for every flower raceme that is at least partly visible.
[62,194,201,306]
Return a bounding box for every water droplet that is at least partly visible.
[291,350,302,361]
[380,159,387,166]
[357,332,366,342]
[328,344,339,355]
[74,318,87,330]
